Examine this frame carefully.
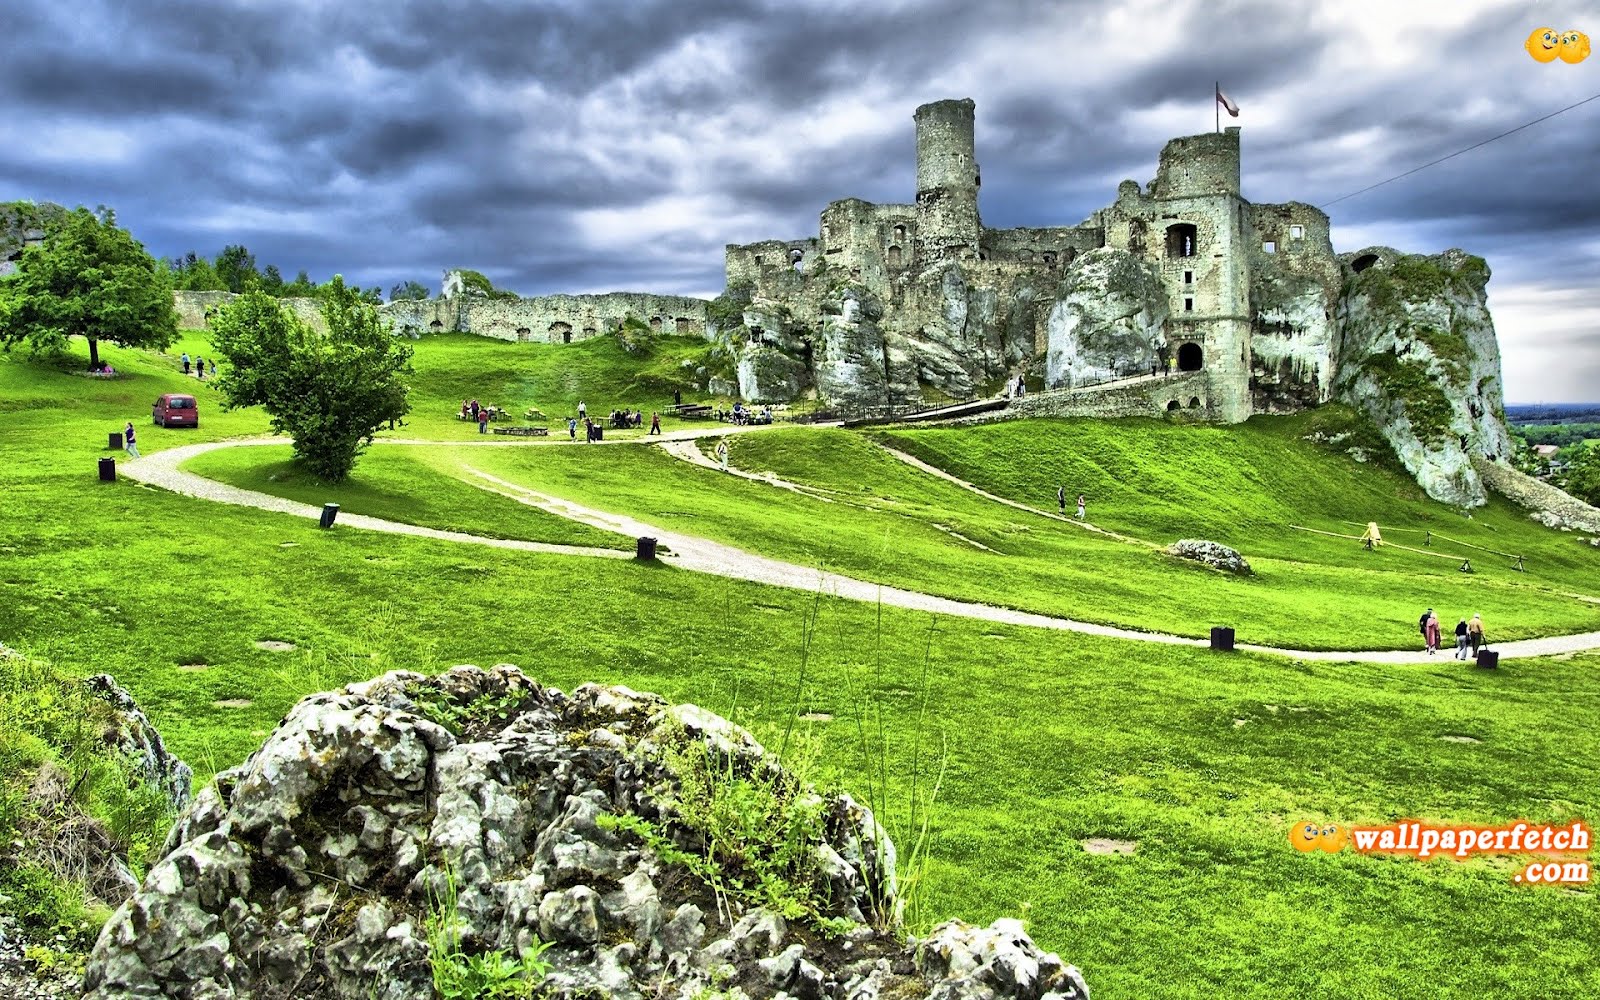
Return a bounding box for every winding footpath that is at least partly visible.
[121,433,1600,665]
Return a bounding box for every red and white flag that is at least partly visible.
[1215,86,1240,117]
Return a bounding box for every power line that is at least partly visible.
[1320,89,1600,208]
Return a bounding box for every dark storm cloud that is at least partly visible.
[1,0,1595,396]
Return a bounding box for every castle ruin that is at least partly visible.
[722,98,1345,424]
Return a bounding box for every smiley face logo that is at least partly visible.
[1527,26,1562,62]
[1289,820,1323,852]
[1318,824,1348,853]
[1558,30,1591,63]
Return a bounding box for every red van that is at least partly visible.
[152,393,199,428]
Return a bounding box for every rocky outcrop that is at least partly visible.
[1334,248,1514,507]
[1474,458,1600,533]
[84,674,193,815]
[1168,539,1252,574]
[1045,248,1167,389]
[86,665,1087,1000]
[1249,253,1342,412]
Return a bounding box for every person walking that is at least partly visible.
[1454,618,1470,660]
[673,389,682,406]
[1418,608,1433,649]
[123,421,140,459]
[715,439,729,472]
[1057,484,1067,515]
[577,400,587,421]
[1424,612,1442,655]
[180,352,191,375]
[1467,614,1485,658]
[209,359,216,377]
[477,407,489,434]
[649,412,661,435]
[470,399,480,421]
[194,357,205,380]
[567,416,577,440]
[1075,493,1086,521]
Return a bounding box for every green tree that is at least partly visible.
[215,244,259,294]
[1558,443,1600,506]
[210,276,412,481]
[0,207,178,369]
[282,270,318,297]
[390,280,430,301]
[170,251,227,291]
[261,263,285,295]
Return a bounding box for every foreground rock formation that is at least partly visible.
[87,665,1088,1000]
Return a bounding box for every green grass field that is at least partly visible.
[2,331,1597,999]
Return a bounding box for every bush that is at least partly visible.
[617,315,656,357]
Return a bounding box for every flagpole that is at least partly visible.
[1215,81,1219,133]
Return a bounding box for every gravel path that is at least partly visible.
[119,435,1600,664]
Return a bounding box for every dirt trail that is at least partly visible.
[120,434,1600,664]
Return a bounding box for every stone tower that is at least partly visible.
[914,99,981,260]
[1148,127,1253,423]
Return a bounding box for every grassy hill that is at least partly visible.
[2,331,1597,999]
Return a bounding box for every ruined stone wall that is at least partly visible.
[173,289,708,342]
[980,226,1102,264]
[952,372,1212,425]
[173,290,326,331]
[1246,201,1343,410]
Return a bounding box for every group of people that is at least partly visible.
[1004,375,1027,399]
[460,399,500,432]
[716,402,773,425]
[180,352,215,379]
[1419,609,1487,659]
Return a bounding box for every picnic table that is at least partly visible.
[671,403,713,419]
[491,425,549,437]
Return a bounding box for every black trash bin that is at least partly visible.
[1477,649,1499,669]
[98,457,116,482]
[319,503,340,529]
[636,536,657,560]
[108,431,123,450]
[1210,626,1235,651]
[593,425,604,442]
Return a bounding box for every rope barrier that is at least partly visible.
[1337,520,1524,562]
[1288,525,1462,562]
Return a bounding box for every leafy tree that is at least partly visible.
[210,276,412,481]
[1558,443,1600,506]
[390,280,430,301]
[170,252,227,291]
[282,270,318,298]
[0,207,177,369]
[261,264,285,295]
[215,244,259,294]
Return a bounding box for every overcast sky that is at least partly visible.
[2,0,1596,401]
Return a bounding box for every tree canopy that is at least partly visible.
[0,206,177,369]
[211,276,413,481]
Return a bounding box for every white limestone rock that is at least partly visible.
[1045,248,1167,389]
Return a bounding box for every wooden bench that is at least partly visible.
[491,426,549,437]
[672,404,713,419]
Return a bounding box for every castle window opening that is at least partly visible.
[1263,241,1276,254]
[516,327,531,341]
[1042,252,1057,265]
[1183,270,1193,284]
[851,267,861,279]
[563,331,572,343]
[754,255,765,266]
[650,316,663,331]
[675,317,692,333]
[1290,224,1304,240]
[1188,396,1202,409]
[428,320,443,330]
[583,327,596,337]
[1178,342,1203,371]
[893,224,907,241]
[1166,223,1198,258]
[749,327,764,344]
[1167,399,1182,411]
[1184,297,1194,313]
[1351,253,1379,273]
[888,245,903,266]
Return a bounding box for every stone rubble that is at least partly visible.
[1167,539,1252,575]
[86,664,1089,999]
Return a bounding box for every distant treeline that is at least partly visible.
[1517,423,1600,449]
[1505,403,1600,426]
[165,244,430,305]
